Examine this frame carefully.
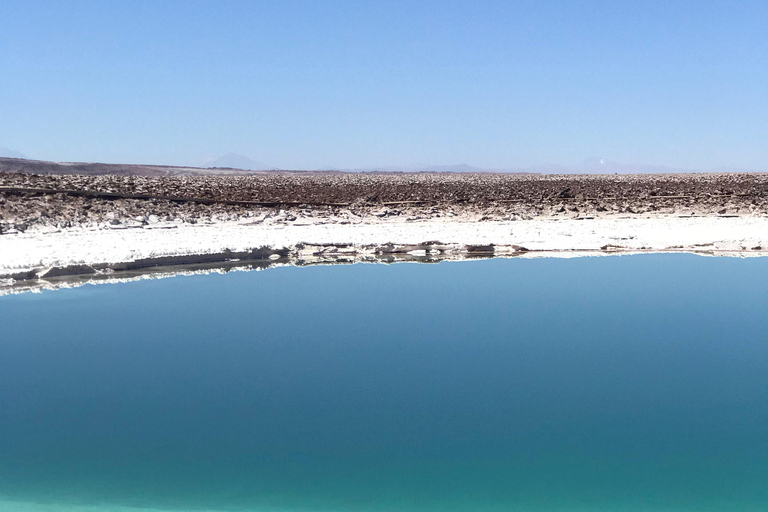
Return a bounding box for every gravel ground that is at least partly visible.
[2,171,768,234]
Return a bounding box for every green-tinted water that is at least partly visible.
[1,255,767,511]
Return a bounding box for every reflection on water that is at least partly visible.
[1,255,767,511]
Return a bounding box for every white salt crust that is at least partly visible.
[1,216,767,276]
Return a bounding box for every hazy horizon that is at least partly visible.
[0,150,763,174]
[1,1,766,171]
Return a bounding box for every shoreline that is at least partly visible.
[2,215,767,296]
[2,170,767,294]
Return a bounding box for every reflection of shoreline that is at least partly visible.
[2,216,767,296]
[1,248,765,297]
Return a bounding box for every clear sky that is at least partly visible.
[1,0,766,170]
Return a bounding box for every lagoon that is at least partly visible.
[1,255,767,511]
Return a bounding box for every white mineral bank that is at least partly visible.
[1,216,767,275]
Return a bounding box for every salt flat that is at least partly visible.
[2,170,767,293]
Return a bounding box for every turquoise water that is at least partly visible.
[1,255,767,511]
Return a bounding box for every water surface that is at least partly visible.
[1,255,767,511]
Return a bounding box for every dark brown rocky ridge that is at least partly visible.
[2,170,768,234]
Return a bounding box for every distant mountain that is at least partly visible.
[0,157,270,177]
[202,153,271,171]
[0,147,26,159]
[2,154,757,177]
[339,159,756,174]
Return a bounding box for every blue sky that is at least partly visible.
[1,0,766,170]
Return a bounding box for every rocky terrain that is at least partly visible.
[2,169,768,295]
[1,170,767,234]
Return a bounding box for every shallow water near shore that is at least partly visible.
[1,255,767,511]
